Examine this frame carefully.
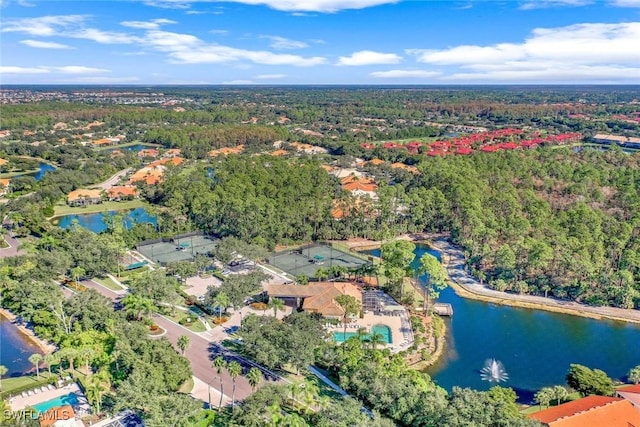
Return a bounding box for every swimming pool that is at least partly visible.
[32,393,79,413]
[333,324,392,344]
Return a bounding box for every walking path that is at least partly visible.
[429,237,640,325]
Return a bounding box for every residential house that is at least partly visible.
[39,404,75,427]
[0,178,10,196]
[528,395,640,427]
[67,189,102,207]
[127,166,165,185]
[266,282,362,319]
[107,186,139,201]
[138,148,159,159]
[208,145,245,157]
[616,384,640,410]
[341,175,378,199]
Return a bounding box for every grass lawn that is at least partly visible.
[1,372,56,397]
[0,168,39,178]
[51,199,148,218]
[93,276,125,292]
[178,377,194,393]
[165,310,207,333]
[284,369,343,400]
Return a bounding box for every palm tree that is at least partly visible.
[59,347,78,372]
[227,361,242,407]
[355,327,368,349]
[246,367,262,391]
[335,294,360,345]
[629,365,640,384]
[122,293,155,321]
[79,347,94,375]
[212,356,227,409]
[269,297,285,318]
[534,387,554,409]
[0,365,7,390]
[29,354,42,379]
[553,385,569,405]
[315,267,329,282]
[70,265,86,285]
[43,353,59,377]
[177,335,190,356]
[213,292,230,322]
[368,332,385,351]
[85,374,110,414]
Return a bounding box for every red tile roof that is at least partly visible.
[529,395,640,427]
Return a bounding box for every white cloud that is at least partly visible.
[222,79,255,84]
[1,15,87,36]
[337,50,402,66]
[120,19,176,30]
[520,0,592,10]
[610,0,640,6]
[144,0,192,9]
[143,30,326,66]
[220,0,398,12]
[255,73,286,79]
[20,39,73,49]
[209,29,229,35]
[261,35,308,49]
[370,69,441,78]
[0,66,49,74]
[72,28,141,44]
[411,22,640,83]
[53,66,110,74]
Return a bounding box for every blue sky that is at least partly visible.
[1,0,639,84]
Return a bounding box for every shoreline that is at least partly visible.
[408,316,447,371]
[0,307,56,354]
[338,234,640,325]
[428,237,640,326]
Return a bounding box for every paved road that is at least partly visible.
[430,237,640,324]
[79,279,259,404]
[94,168,131,190]
[0,232,25,258]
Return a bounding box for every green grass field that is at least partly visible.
[93,276,125,291]
[51,199,148,218]
[0,372,56,398]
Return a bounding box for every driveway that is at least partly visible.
[0,232,25,258]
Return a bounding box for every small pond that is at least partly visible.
[55,207,157,233]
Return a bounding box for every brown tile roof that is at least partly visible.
[208,145,245,157]
[0,178,10,187]
[148,157,184,167]
[128,166,165,185]
[0,158,8,166]
[107,186,139,198]
[39,404,75,426]
[270,149,289,156]
[342,181,378,192]
[320,164,335,173]
[618,385,640,394]
[67,188,102,202]
[266,282,362,317]
[163,148,182,157]
[367,158,385,165]
[529,395,640,427]
[391,162,419,173]
[138,148,159,158]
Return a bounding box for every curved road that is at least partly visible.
[430,237,640,324]
[79,279,259,405]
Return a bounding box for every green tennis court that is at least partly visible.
[268,243,370,279]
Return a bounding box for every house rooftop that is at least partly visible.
[529,395,640,426]
[67,188,102,202]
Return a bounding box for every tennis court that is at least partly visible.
[268,243,370,279]
[137,234,218,265]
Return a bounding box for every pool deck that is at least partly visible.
[9,382,84,412]
[329,311,414,352]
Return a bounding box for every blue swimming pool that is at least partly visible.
[32,393,79,413]
[333,324,392,344]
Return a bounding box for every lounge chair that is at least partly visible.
[27,390,34,396]
[21,391,27,398]
[48,384,54,390]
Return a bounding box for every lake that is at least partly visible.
[0,313,42,377]
[105,143,158,153]
[56,207,158,233]
[364,245,640,401]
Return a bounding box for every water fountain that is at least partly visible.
[480,359,509,383]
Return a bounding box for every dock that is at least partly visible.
[433,303,453,316]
